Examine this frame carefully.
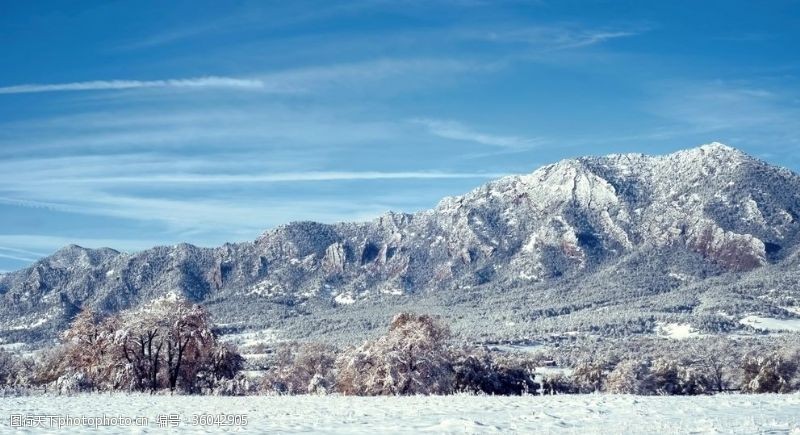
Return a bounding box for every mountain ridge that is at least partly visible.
[2,143,800,345]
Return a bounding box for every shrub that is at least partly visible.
[651,358,711,395]
[0,350,17,387]
[650,358,680,395]
[31,347,70,389]
[540,372,576,395]
[452,347,540,395]
[261,343,337,394]
[212,374,253,396]
[197,342,246,393]
[675,364,713,395]
[740,351,799,393]
[690,340,735,393]
[605,360,654,394]
[570,361,606,393]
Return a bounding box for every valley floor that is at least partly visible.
[1,393,798,434]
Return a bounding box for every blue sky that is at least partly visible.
[1,0,799,271]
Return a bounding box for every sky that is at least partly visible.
[0,0,799,272]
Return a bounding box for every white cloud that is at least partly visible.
[257,58,487,93]
[477,25,644,50]
[646,80,800,145]
[0,56,519,255]
[0,246,48,257]
[413,118,543,149]
[0,190,396,236]
[115,22,225,51]
[0,103,511,239]
[57,171,503,185]
[0,252,38,263]
[0,151,504,239]
[553,30,640,49]
[0,76,269,95]
[0,244,45,265]
[0,106,414,156]
[0,57,483,98]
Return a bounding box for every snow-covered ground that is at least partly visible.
[490,343,547,353]
[655,322,702,339]
[218,329,279,348]
[1,394,798,434]
[740,315,800,332]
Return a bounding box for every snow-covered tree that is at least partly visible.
[605,360,654,395]
[204,342,245,386]
[570,361,606,393]
[0,350,16,386]
[740,351,799,393]
[60,308,120,391]
[451,346,539,395]
[34,294,243,394]
[118,295,217,392]
[689,340,735,393]
[261,342,337,394]
[336,313,455,395]
[539,372,575,395]
[650,359,680,395]
[31,347,71,391]
[650,358,710,395]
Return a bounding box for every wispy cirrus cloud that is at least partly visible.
[114,2,380,51]
[0,57,483,99]
[0,235,169,257]
[0,106,413,158]
[0,149,507,241]
[0,76,269,95]
[0,251,38,263]
[51,171,503,185]
[256,58,490,95]
[645,80,800,146]
[412,118,543,149]
[0,188,413,238]
[115,22,226,51]
[557,30,640,49]
[471,24,646,51]
[0,244,45,264]
[0,246,48,257]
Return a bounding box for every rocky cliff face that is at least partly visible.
[2,143,800,343]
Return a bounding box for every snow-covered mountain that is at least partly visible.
[3,143,800,344]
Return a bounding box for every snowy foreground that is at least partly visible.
[1,394,799,434]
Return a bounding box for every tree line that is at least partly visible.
[1,304,798,396]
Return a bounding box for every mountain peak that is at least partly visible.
[57,243,87,252]
[662,142,751,171]
[46,244,120,269]
[691,142,747,158]
[698,141,743,154]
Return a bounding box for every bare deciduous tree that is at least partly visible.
[36,294,242,394]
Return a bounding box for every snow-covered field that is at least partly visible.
[740,315,800,332]
[1,394,799,434]
[655,322,702,339]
